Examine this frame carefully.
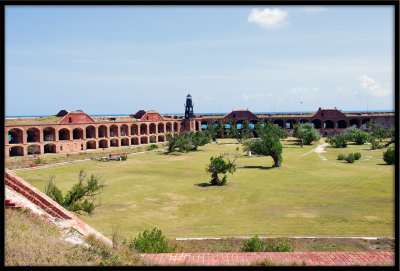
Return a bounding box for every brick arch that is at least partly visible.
[337,120,347,129]
[73,128,84,139]
[86,140,96,149]
[58,128,71,141]
[362,118,371,125]
[158,135,165,142]
[311,119,322,129]
[149,123,156,134]
[299,119,309,124]
[120,124,129,136]
[140,136,148,144]
[173,122,179,132]
[8,128,24,144]
[44,143,56,154]
[27,127,40,143]
[324,120,334,129]
[131,124,139,136]
[273,119,284,128]
[285,119,297,129]
[110,138,119,147]
[43,127,56,141]
[131,137,139,145]
[86,125,96,138]
[99,139,108,148]
[158,123,165,133]
[121,138,129,146]
[9,146,24,156]
[349,119,360,128]
[166,122,172,133]
[27,144,41,155]
[110,125,119,137]
[140,123,148,135]
[98,125,108,138]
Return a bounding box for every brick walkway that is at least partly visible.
[141,252,394,266]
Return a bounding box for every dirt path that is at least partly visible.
[300,141,329,161]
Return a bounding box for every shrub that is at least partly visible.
[240,235,265,252]
[129,228,177,253]
[337,154,345,160]
[327,135,347,148]
[354,152,362,160]
[33,157,46,164]
[120,155,128,161]
[370,137,383,150]
[149,136,156,143]
[345,153,355,163]
[206,154,237,186]
[353,130,370,145]
[383,148,395,165]
[265,239,294,252]
[147,144,158,151]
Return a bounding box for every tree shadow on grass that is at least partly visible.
[377,163,391,166]
[159,152,182,156]
[240,165,275,170]
[195,182,212,187]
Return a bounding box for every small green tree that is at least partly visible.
[191,131,211,150]
[327,135,347,148]
[353,130,370,144]
[225,120,251,143]
[129,228,177,253]
[45,170,105,215]
[345,153,355,163]
[240,235,265,252]
[292,123,321,147]
[383,148,395,165]
[243,122,283,167]
[166,133,181,152]
[206,153,237,186]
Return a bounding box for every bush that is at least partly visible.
[147,144,158,151]
[370,137,383,150]
[129,228,177,253]
[120,155,128,161]
[149,136,156,143]
[265,239,294,252]
[33,157,46,164]
[353,130,370,145]
[327,135,347,148]
[345,153,355,163]
[354,152,362,160]
[383,148,395,165]
[240,235,265,252]
[337,154,345,160]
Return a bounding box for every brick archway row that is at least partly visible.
[6,135,168,157]
[5,121,181,145]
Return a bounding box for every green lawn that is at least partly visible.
[15,138,395,240]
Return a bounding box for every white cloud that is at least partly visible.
[301,6,327,13]
[248,8,289,29]
[357,74,390,97]
[289,87,319,98]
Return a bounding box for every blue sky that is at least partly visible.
[5,5,394,116]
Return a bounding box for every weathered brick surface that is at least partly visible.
[140,252,394,266]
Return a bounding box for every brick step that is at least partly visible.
[5,174,70,219]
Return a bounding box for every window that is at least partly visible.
[69,117,72,123]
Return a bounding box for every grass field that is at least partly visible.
[15,138,395,240]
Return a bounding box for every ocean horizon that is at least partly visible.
[5,110,394,118]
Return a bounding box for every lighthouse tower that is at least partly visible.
[184,94,194,119]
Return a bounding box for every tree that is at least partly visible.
[204,121,218,141]
[242,122,283,167]
[166,133,181,152]
[166,131,210,152]
[206,153,237,186]
[326,135,347,148]
[292,123,321,147]
[191,131,210,150]
[225,120,251,144]
[45,170,105,215]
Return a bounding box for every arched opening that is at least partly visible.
[26,128,40,143]
[273,119,284,128]
[195,122,199,131]
[8,128,23,144]
[58,128,70,141]
[120,124,129,136]
[110,138,119,147]
[86,140,96,149]
[236,120,244,130]
[73,128,83,140]
[166,123,172,133]
[131,124,139,136]
[43,127,55,142]
[349,119,360,128]
[158,123,164,133]
[131,137,139,145]
[174,122,178,132]
[286,119,297,129]
[150,136,156,143]
[99,139,108,148]
[324,120,334,129]
[140,124,148,135]
[141,136,148,144]
[158,135,165,142]
[9,146,24,156]
[201,121,208,130]
[149,123,156,134]
[362,118,371,125]
[110,125,118,137]
[86,126,96,138]
[337,120,347,129]
[98,125,108,138]
[311,119,322,129]
[299,119,309,124]
[249,120,258,130]
[44,144,56,154]
[121,138,129,146]
[27,145,41,155]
